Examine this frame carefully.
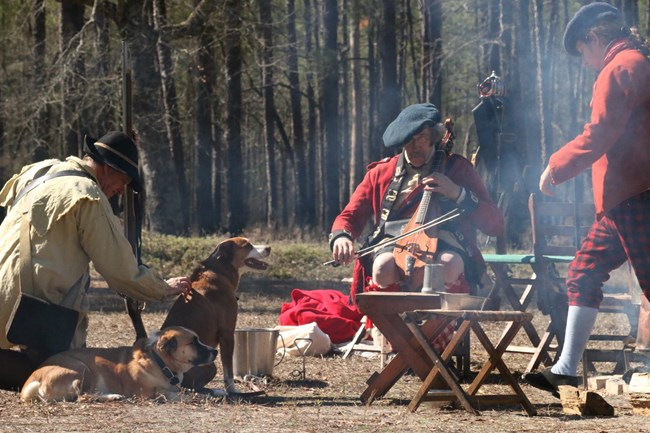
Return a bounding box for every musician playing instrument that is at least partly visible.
[329,104,504,348]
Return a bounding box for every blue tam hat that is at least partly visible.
[382,103,441,149]
[563,2,622,56]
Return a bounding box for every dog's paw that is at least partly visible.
[83,393,125,402]
[224,378,241,395]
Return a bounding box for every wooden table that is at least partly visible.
[402,309,536,415]
[356,292,442,404]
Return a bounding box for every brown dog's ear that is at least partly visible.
[203,240,233,267]
[159,334,178,354]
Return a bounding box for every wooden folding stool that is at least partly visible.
[402,309,536,416]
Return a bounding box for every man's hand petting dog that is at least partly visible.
[165,276,193,300]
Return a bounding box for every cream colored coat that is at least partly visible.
[0,157,170,349]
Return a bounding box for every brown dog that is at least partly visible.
[20,326,216,402]
[161,237,271,394]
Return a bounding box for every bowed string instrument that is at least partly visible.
[392,118,457,290]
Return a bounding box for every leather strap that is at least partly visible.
[19,209,34,295]
[13,169,93,208]
[151,348,180,386]
[366,153,407,247]
[15,167,94,295]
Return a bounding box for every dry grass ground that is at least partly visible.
[2,276,650,432]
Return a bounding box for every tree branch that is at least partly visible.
[166,0,217,39]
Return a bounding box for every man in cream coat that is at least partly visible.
[0,131,191,391]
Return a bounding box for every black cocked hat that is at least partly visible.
[83,131,142,192]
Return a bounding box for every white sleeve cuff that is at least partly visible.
[455,187,466,204]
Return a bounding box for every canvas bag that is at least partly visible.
[274,322,332,357]
[7,293,78,358]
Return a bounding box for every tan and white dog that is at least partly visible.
[20,326,217,402]
[162,237,271,394]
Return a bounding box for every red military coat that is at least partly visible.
[549,40,650,218]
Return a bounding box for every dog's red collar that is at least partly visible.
[151,350,180,386]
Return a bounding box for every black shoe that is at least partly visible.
[522,367,578,398]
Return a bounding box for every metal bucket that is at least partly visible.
[233,328,284,379]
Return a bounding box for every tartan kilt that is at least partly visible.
[567,190,650,308]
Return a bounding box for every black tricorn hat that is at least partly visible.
[83,131,142,192]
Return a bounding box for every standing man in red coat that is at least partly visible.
[329,103,503,339]
[523,2,650,397]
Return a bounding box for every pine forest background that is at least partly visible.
[1,0,648,249]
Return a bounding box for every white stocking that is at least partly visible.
[551,305,598,376]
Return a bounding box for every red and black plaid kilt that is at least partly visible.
[567,190,650,308]
[432,275,469,353]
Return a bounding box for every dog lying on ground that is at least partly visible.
[20,326,216,402]
[161,237,271,394]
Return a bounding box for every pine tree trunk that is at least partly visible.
[420,0,442,107]
[33,0,49,162]
[340,0,351,206]
[92,4,113,135]
[321,0,340,228]
[405,0,421,100]
[349,0,364,193]
[192,24,217,234]
[532,0,547,168]
[304,0,318,227]
[258,0,277,229]
[224,0,246,234]
[621,0,639,27]
[122,0,184,234]
[514,0,541,191]
[485,0,501,74]
[153,0,189,231]
[367,17,380,163]
[287,0,309,227]
[60,0,85,158]
[430,0,442,108]
[379,0,399,140]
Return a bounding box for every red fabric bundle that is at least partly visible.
[278,289,363,344]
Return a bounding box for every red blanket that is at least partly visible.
[278,289,363,344]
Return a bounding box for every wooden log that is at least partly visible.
[587,375,609,390]
[558,385,615,417]
[629,372,650,394]
[605,378,625,395]
[631,394,650,416]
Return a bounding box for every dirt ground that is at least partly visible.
[3,277,650,433]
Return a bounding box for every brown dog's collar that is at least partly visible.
[151,350,180,386]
